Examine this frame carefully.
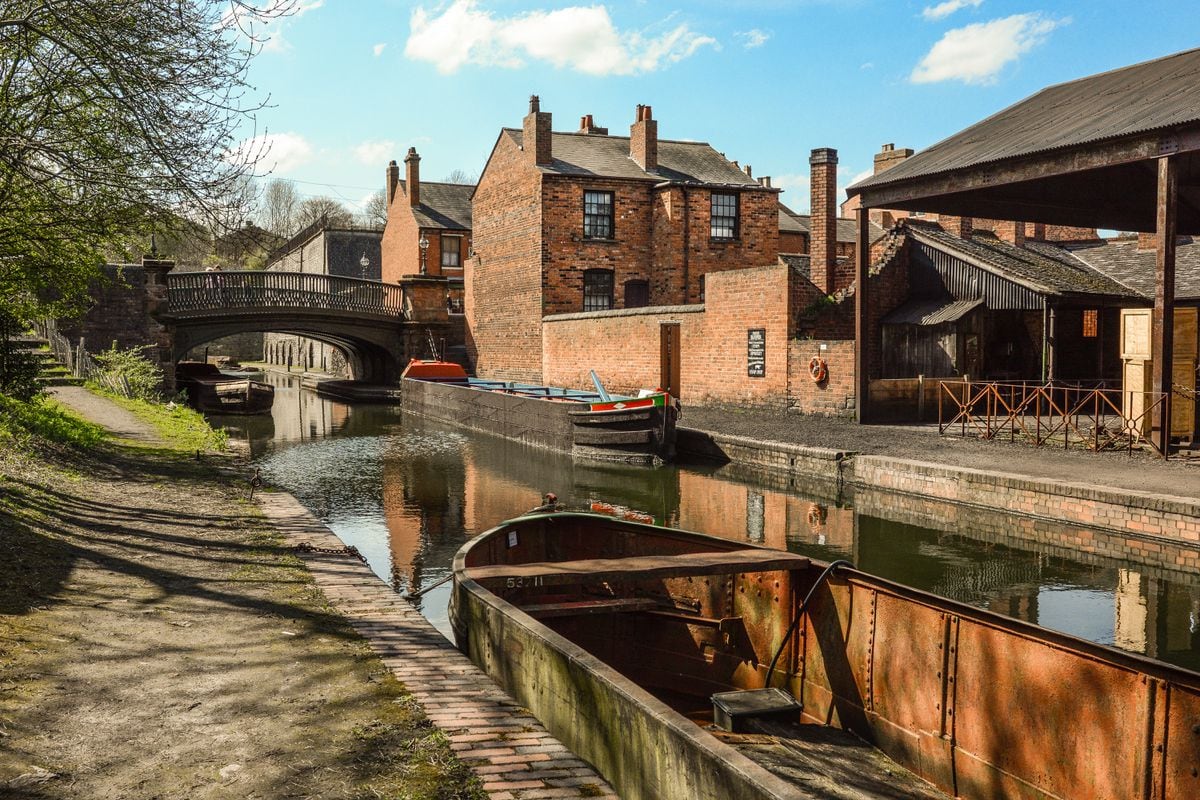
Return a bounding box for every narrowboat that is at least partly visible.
[175,361,274,415]
[401,360,677,465]
[450,512,1200,800]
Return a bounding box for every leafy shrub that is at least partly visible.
[89,343,164,401]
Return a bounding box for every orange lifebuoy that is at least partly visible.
[809,356,828,384]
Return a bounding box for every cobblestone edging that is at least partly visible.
[678,427,1200,546]
[256,492,619,800]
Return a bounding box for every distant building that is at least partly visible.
[261,216,383,376]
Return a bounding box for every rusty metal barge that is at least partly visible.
[175,361,274,415]
[451,512,1200,800]
[401,360,677,465]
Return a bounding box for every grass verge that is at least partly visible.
[85,385,228,452]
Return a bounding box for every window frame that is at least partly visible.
[710,192,739,241]
[583,268,615,312]
[1082,308,1098,338]
[583,190,615,240]
[440,234,462,269]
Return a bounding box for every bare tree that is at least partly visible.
[360,190,387,228]
[260,178,301,237]
[442,169,478,185]
[294,197,354,230]
[0,0,297,319]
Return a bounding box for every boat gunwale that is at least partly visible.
[456,512,1200,691]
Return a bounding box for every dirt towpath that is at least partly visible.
[0,395,482,798]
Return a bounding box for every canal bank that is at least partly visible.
[14,386,615,799]
[677,412,1200,549]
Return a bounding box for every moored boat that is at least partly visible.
[401,360,677,465]
[175,361,274,415]
[451,512,1200,800]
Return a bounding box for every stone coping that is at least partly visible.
[678,426,854,462]
[544,304,704,322]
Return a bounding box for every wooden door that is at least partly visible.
[659,322,681,399]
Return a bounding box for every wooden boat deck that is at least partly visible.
[714,721,951,800]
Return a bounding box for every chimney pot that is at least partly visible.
[744,164,752,177]
[529,94,540,113]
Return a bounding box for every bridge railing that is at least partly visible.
[165,271,406,318]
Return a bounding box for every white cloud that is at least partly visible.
[921,0,983,21]
[860,61,874,70]
[231,132,314,174]
[774,173,811,212]
[404,1,716,76]
[373,42,387,57]
[911,13,1066,85]
[256,0,325,54]
[735,29,771,49]
[353,139,396,166]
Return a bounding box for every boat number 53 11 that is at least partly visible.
[506,576,544,588]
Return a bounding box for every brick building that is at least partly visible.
[467,97,779,382]
[262,216,383,375]
[380,148,473,318]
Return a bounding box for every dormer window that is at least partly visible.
[711,193,738,240]
[584,190,614,239]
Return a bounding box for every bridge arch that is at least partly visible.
[162,271,430,384]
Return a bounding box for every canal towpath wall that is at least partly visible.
[677,427,1200,553]
[256,491,620,800]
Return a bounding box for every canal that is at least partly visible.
[216,371,1200,672]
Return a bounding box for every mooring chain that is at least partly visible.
[292,541,368,563]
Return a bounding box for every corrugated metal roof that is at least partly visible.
[505,129,763,186]
[882,297,983,326]
[850,47,1200,192]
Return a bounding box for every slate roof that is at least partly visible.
[907,223,1141,299]
[504,129,763,187]
[1060,237,1200,301]
[851,47,1200,192]
[779,253,811,281]
[777,203,887,246]
[399,180,473,231]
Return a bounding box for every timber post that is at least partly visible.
[1151,155,1177,456]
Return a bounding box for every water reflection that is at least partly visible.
[221,373,1200,670]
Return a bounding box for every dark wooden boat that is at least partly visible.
[175,361,274,415]
[401,360,677,465]
[451,512,1200,800]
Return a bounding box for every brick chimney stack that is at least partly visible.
[874,143,914,175]
[404,148,420,207]
[1138,232,1157,250]
[758,176,772,188]
[810,147,838,294]
[386,160,399,205]
[941,215,973,239]
[630,104,658,172]
[1026,222,1046,241]
[523,95,552,165]
[993,220,1026,247]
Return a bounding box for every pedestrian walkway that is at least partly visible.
[48,385,163,443]
[257,492,620,800]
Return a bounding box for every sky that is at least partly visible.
[235,0,1200,216]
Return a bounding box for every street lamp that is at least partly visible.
[418,234,429,275]
[359,252,369,279]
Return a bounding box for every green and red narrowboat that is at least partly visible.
[400,360,677,465]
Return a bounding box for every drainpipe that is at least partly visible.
[682,187,691,303]
[1041,303,1048,382]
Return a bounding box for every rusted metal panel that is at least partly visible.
[1162,683,1200,796]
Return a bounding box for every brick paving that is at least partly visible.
[257,491,620,800]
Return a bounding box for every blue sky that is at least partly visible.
[238,0,1199,215]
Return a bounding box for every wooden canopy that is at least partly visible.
[845,48,1200,449]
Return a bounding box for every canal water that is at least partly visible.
[215,371,1200,672]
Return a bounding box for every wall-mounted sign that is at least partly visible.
[747,328,766,378]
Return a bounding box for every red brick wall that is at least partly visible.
[542,264,790,408]
[779,230,808,254]
[788,340,856,415]
[381,193,421,283]
[467,134,545,381]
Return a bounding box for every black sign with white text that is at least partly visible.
[747,328,766,378]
